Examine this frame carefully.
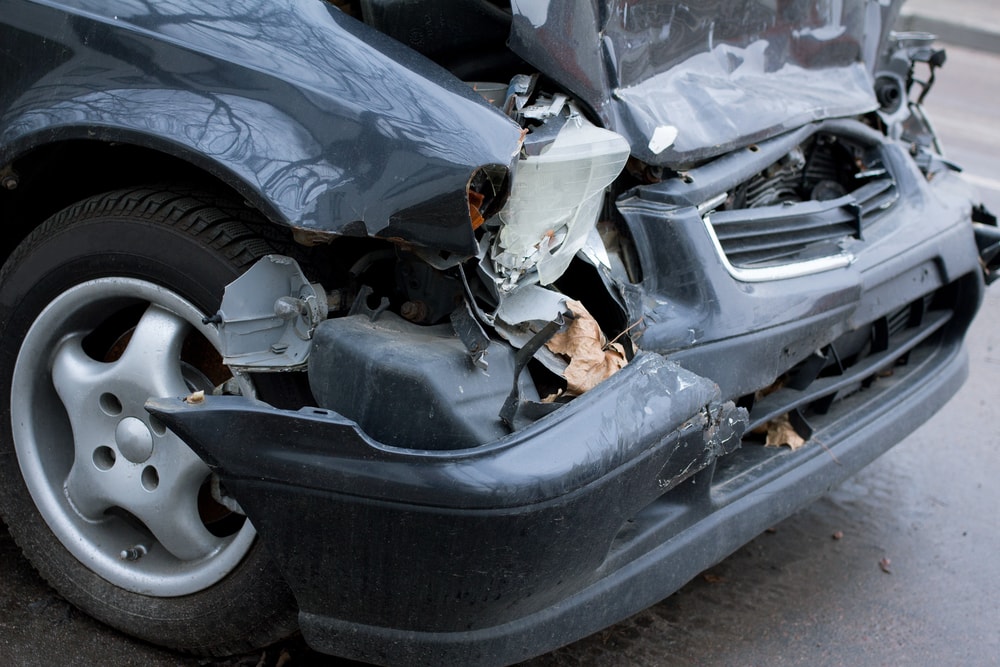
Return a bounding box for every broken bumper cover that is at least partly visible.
[147,325,969,666]
[146,353,745,664]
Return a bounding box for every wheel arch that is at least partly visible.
[1,0,523,265]
[0,127,312,268]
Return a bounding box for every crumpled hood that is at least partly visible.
[509,0,903,167]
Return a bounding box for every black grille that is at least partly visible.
[708,131,899,270]
[746,290,950,434]
[709,177,898,268]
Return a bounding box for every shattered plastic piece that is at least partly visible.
[521,93,569,120]
[545,299,627,396]
[494,109,630,288]
[184,390,205,405]
[214,255,327,370]
[496,284,567,325]
[468,190,486,229]
[648,125,678,154]
[493,284,570,377]
[764,413,807,450]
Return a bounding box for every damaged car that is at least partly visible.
[0,0,996,664]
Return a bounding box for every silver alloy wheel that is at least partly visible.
[11,277,256,596]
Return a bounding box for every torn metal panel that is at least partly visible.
[509,0,903,166]
[0,0,523,257]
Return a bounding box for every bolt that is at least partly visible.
[1,175,17,190]
[273,296,303,320]
[400,300,427,322]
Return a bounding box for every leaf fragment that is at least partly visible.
[545,299,627,395]
[764,413,807,450]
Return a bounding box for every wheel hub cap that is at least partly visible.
[116,417,153,463]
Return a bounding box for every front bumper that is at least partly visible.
[147,353,747,665]
[149,318,968,666]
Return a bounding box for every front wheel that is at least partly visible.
[0,188,300,655]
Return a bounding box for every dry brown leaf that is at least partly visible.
[764,413,807,450]
[541,389,564,404]
[545,299,627,396]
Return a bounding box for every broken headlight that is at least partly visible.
[491,99,630,290]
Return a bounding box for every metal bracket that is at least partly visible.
[450,300,491,371]
[212,255,327,370]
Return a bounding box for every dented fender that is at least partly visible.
[0,0,522,256]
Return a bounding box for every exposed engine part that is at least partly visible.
[727,134,877,212]
[875,74,905,115]
[742,146,806,208]
[701,125,899,278]
[396,258,464,324]
[876,31,947,152]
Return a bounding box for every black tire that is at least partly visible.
[0,187,300,655]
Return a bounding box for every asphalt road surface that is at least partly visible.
[1,46,998,667]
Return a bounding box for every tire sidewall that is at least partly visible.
[0,194,298,653]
